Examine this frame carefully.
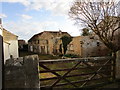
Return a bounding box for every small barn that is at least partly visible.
[3,28,19,63]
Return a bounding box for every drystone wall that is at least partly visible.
[4,55,40,88]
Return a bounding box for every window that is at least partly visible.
[80,41,84,44]
[46,40,48,44]
[97,42,100,46]
[38,40,39,44]
[34,40,36,44]
[90,36,94,39]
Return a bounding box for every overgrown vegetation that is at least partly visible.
[64,54,80,58]
[61,35,72,54]
[81,28,91,36]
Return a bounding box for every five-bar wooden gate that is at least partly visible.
[39,56,115,88]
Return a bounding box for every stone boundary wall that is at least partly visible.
[4,55,40,88]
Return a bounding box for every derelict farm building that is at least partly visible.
[28,30,71,55]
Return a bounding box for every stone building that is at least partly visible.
[66,35,110,57]
[18,40,28,50]
[28,30,71,55]
[67,16,120,57]
[66,36,81,56]
[3,28,19,63]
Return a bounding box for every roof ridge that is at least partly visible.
[3,28,18,37]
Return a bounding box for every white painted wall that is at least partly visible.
[4,42,10,63]
[4,40,19,63]
[9,40,19,58]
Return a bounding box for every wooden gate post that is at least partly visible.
[116,50,120,79]
[111,52,116,81]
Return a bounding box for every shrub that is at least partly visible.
[64,54,79,58]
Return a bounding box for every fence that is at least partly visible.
[39,56,115,88]
[4,55,116,88]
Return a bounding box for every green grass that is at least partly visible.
[39,61,113,88]
[19,50,113,88]
[19,50,34,57]
[19,50,61,60]
[39,62,101,88]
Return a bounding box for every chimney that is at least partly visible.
[59,29,62,35]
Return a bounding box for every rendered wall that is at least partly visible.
[3,42,10,63]
[9,40,19,58]
[0,26,3,89]
[4,40,19,63]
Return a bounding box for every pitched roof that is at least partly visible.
[3,28,18,37]
[44,31,69,37]
[3,28,18,42]
[28,32,43,42]
[28,31,71,42]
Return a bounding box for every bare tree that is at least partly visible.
[69,0,120,57]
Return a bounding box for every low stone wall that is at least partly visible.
[4,55,40,88]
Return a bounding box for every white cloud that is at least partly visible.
[3,20,59,41]
[56,17,82,36]
[1,0,119,17]
[3,18,81,41]
[0,0,30,6]
[0,13,7,18]
[1,0,74,16]
[1,0,83,41]
[1,0,119,16]
[26,0,74,16]
[21,14,32,20]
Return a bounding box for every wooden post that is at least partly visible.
[23,55,40,88]
[116,50,120,79]
[111,52,116,81]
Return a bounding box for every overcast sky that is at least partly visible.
[0,0,83,41]
[0,0,119,41]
